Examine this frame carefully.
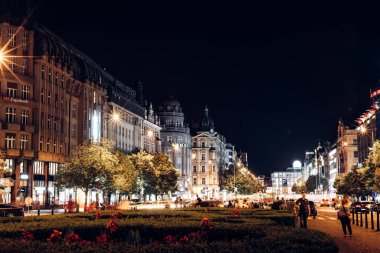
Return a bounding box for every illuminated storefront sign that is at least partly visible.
[2,95,29,104]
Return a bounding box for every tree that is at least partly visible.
[0,159,12,190]
[334,167,366,198]
[112,151,138,196]
[291,179,306,194]
[222,167,262,194]
[151,152,178,197]
[362,140,380,193]
[305,174,328,193]
[130,151,155,199]
[55,140,118,209]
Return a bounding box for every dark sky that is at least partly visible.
[35,0,380,175]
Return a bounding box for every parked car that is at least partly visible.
[350,201,375,213]
[309,201,317,219]
[320,199,331,207]
[371,203,380,212]
[0,204,24,217]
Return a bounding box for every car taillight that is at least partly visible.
[356,205,361,208]
[365,204,370,208]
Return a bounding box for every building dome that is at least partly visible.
[157,96,182,113]
[293,160,302,169]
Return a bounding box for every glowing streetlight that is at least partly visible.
[111,112,120,123]
[360,125,367,134]
[147,130,153,138]
[172,143,179,152]
[0,51,4,63]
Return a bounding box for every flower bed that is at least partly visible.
[0,208,337,252]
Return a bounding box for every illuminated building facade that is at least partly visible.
[191,107,226,199]
[157,97,192,197]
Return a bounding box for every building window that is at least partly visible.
[6,107,16,123]
[22,59,27,75]
[47,115,51,129]
[178,136,182,143]
[202,178,206,185]
[48,69,52,83]
[33,161,44,175]
[53,117,57,130]
[71,124,77,139]
[193,178,197,185]
[5,133,16,149]
[72,104,77,118]
[21,109,28,125]
[9,57,16,72]
[40,88,45,102]
[53,140,57,153]
[201,166,205,172]
[193,166,197,172]
[54,94,58,108]
[59,142,63,154]
[55,72,58,85]
[354,151,358,158]
[353,139,358,145]
[8,27,16,47]
[201,142,205,148]
[47,138,50,152]
[61,75,65,87]
[20,134,28,150]
[6,82,17,97]
[47,92,51,105]
[212,165,216,172]
[39,136,44,151]
[22,32,27,49]
[21,85,30,99]
[201,154,205,161]
[167,136,173,143]
[41,65,45,79]
[40,112,45,127]
[49,163,58,175]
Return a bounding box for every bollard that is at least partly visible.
[365,211,368,229]
[356,211,359,226]
[360,212,363,227]
[377,211,379,231]
[371,210,374,230]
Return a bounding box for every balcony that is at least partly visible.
[22,149,34,158]
[7,122,20,131]
[7,149,20,157]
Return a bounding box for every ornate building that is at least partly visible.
[0,3,149,207]
[157,97,192,197]
[192,106,226,199]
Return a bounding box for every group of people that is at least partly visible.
[294,192,353,237]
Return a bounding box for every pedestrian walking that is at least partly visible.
[296,191,311,228]
[337,195,352,237]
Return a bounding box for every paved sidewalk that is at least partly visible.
[308,212,380,253]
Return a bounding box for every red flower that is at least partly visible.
[21,230,34,241]
[96,234,108,244]
[116,210,124,219]
[65,233,83,246]
[109,214,117,220]
[230,209,240,216]
[163,235,175,244]
[106,220,119,234]
[95,210,103,219]
[201,218,213,231]
[47,230,63,243]
[204,207,209,213]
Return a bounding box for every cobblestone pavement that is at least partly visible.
[308,207,380,253]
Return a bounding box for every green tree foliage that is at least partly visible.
[130,151,155,197]
[113,151,138,195]
[305,174,328,193]
[362,140,380,193]
[151,152,178,196]
[0,158,12,190]
[55,141,118,207]
[291,179,306,194]
[333,167,366,197]
[222,167,262,194]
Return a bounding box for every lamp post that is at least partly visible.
[108,111,121,149]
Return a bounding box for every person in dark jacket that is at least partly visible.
[295,192,311,228]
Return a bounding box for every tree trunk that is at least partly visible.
[84,189,88,212]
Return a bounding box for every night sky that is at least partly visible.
[35,1,380,175]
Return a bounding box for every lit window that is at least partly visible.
[6,107,16,123]
[202,178,206,185]
[5,133,16,149]
[22,59,28,75]
[21,109,29,125]
[8,28,16,47]
[193,166,197,172]
[193,178,197,185]
[22,32,27,49]
[202,166,205,172]
[20,134,28,150]
[21,85,30,99]
[39,136,44,151]
[6,82,17,97]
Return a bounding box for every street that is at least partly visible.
[309,207,380,253]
